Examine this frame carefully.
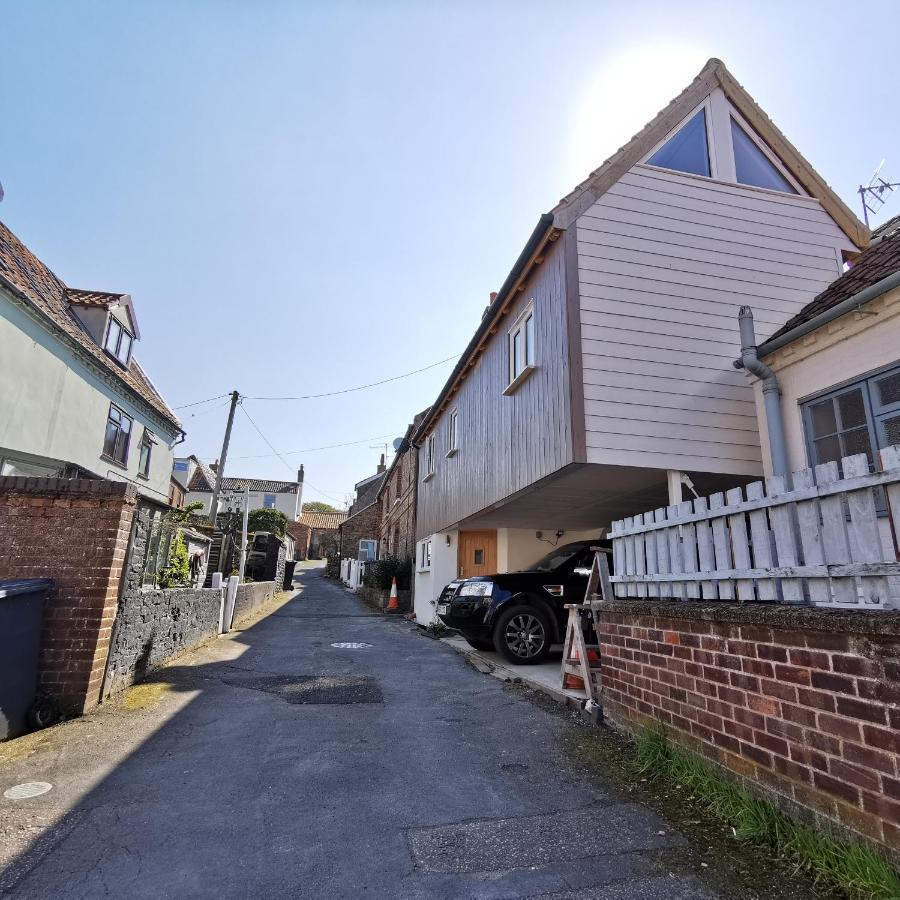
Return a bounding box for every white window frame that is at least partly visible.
[104,315,134,366]
[137,429,155,479]
[504,301,537,395]
[423,433,435,481]
[418,538,432,572]
[359,539,377,561]
[640,89,805,196]
[446,409,459,457]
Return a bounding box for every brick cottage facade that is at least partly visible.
[377,412,426,562]
[338,460,386,560]
[597,601,900,857]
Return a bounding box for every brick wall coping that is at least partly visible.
[597,600,900,638]
[0,476,137,500]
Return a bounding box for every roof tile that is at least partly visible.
[0,221,180,430]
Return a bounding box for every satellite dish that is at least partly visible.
[392,437,410,454]
[392,437,404,451]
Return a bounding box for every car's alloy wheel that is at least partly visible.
[493,604,552,664]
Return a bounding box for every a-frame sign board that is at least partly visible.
[560,547,613,706]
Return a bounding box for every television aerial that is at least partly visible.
[858,161,900,228]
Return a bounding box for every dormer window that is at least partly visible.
[104,316,133,366]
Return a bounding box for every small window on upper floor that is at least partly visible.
[731,117,797,194]
[505,302,536,394]
[263,493,277,509]
[646,108,710,178]
[447,409,459,457]
[423,433,435,481]
[138,430,154,478]
[104,316,133,366]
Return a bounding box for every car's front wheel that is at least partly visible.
[493,604,552,664]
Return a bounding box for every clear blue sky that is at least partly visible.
[2,1,898,508]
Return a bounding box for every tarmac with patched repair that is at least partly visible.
[0,563,721,899]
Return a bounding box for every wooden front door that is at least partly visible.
[458,530,498,579]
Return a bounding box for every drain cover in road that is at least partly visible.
[330,642,373,649]
[223,674,382,704]
[3,782,53,800]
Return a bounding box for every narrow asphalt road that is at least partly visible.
[0,565,718,899]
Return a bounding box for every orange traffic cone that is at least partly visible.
[386,576,400,612]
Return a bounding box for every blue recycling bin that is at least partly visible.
[0,579,52,740]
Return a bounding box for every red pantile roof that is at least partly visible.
[299,510,347,530]
[763,232,900,345]
[0,221,180,431]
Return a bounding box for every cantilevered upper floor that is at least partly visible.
[413,58,866,541]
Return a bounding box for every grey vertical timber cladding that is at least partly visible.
[575,163,854,477]
[415,237,573,539]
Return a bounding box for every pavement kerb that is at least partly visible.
[439,636,600,722]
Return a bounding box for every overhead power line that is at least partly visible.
[172,352,459,411]
[230,432,401,461]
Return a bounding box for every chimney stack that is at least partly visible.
[489,291,498,304]
[210,460,218,473]
[377,453,386,474]
[298,464,304,484]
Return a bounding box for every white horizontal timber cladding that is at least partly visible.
[581,204,844,262]
[577,223,844,276]
[580,278,812,320]
[579,242,831,292]
[585,397,756,429]
[577,161,852,478]
[609,447,900,609]
[583,367,755,403]
[581,291,778,342]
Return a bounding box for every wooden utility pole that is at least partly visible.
[208,390,240,525]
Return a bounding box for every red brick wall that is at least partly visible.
[0,477,136,715]
[339,502,381,559]
[597,601,900,856]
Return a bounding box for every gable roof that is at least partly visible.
[414,59,868,444]
[185,465,299,494]
[299,510,347,530]
[552,58,868,247]
[0,220,178,431]
[761,232,900,348]
[185,457,218,491]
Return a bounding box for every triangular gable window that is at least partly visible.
[646,109,710,178]
[731,117,797,194]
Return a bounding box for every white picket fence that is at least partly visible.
[609,447,900,609]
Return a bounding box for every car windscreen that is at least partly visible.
[530,543,589,572]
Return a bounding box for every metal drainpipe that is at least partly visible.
[734,306,791,482]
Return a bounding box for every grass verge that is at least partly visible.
[634,725,900,900]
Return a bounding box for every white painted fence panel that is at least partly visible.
[609,448,900,609]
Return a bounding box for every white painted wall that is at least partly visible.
[498,527,607,572]
[414,531,458,625]
[0,292,178,503]
[576,163,856,478]
[754,287,900,476]
[185,488,300,521]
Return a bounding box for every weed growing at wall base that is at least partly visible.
[634,726,900,900]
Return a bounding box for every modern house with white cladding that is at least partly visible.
[412,58,868,625]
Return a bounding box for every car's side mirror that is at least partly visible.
[573,567,592,577]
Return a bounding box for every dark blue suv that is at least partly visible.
[435,540,607,664]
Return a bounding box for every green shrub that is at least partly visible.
[247,508,288,538]
[363,555,412,591]
[158,532,190,589]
